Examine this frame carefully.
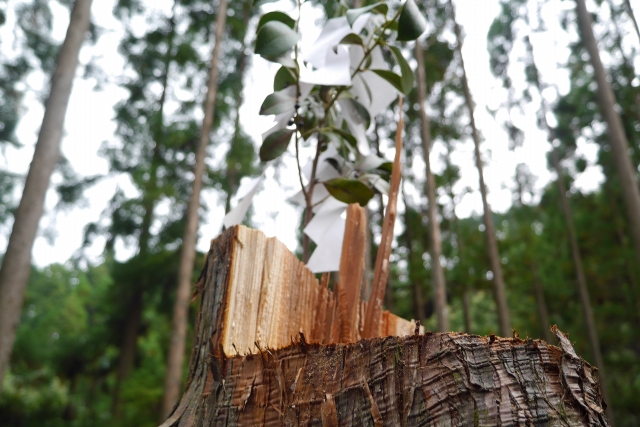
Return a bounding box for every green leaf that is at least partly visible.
[323,127,357,147]
[346,3,388,27]
[262,53,296,68]
[339,33,364,46]
[259,90,296,115]
[254,0,279,6]
[389,46,414,94]
[370,70,404,92]
[324,178,375,206]
[346,98,371,129]
[255,21,300,57]
[377,162,393,173]
[260,128,294,161]
[397,0,428,41]
[257,11,295,31]
[273,66,296,91]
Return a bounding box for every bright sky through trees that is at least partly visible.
[0,0,605,267]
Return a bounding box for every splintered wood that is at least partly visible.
[219,225,419,357]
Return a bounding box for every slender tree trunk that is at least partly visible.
[113,9,176,416]
[110,291,143,414]
[0,0,92,389]
[530,261,552,343]
[401,184,425,323]
[606,0,640,127]
[550,149,612,422]
[603,179,640,330]
[576,0,640,276]
[224,4,251,216]
[461,290,472,333]
[414,43,448,332]
[161,0,228,418]
[449,0,510,337]
[624,0,640,45]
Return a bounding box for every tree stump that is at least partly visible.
[159,226,610,426]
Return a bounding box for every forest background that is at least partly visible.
[0,0,639,425]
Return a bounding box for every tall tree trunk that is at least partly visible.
[161,0,228,418]
[530,261,552,343]
[401,183,425,323]
[606,0,640,127]
[603,178,640,331]
[550,149,612,419]
[414,43,448,332]
[449,0,511,337]
[461,290,472,333]
[113,8,177,416]
[623,0,640,45]
[110,291,143,415]
[223,3,251,216]
[576,0,640,276]
[0,0,92,389]
[444,147,472,334]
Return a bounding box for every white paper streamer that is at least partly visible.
[306,214,345,273]
[300,45,352,86]
[338,99,369,155]
[303,197,348,244]
[222,175,264,228]
[302,14,370,69]
[357,154,388,172]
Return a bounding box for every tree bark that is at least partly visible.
[158,228,611,427]
[575,0,640,277]
[414,43,449,333]
[161,0,228,418]
[449,0,511,337]
[0,0,92,388]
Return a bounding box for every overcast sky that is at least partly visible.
[0,0,609,267]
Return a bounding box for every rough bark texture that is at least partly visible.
[161,0,229,418]
[449,0,511,337]
[575,0,640,277]
[0,0,92,388]
[159,228,610,427]
[415,43,449,333]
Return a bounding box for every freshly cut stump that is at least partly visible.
[160,226,610,426]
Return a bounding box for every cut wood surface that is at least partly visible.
[160,226,610,426]
[338,204,366,343]
[217,225,419,357]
